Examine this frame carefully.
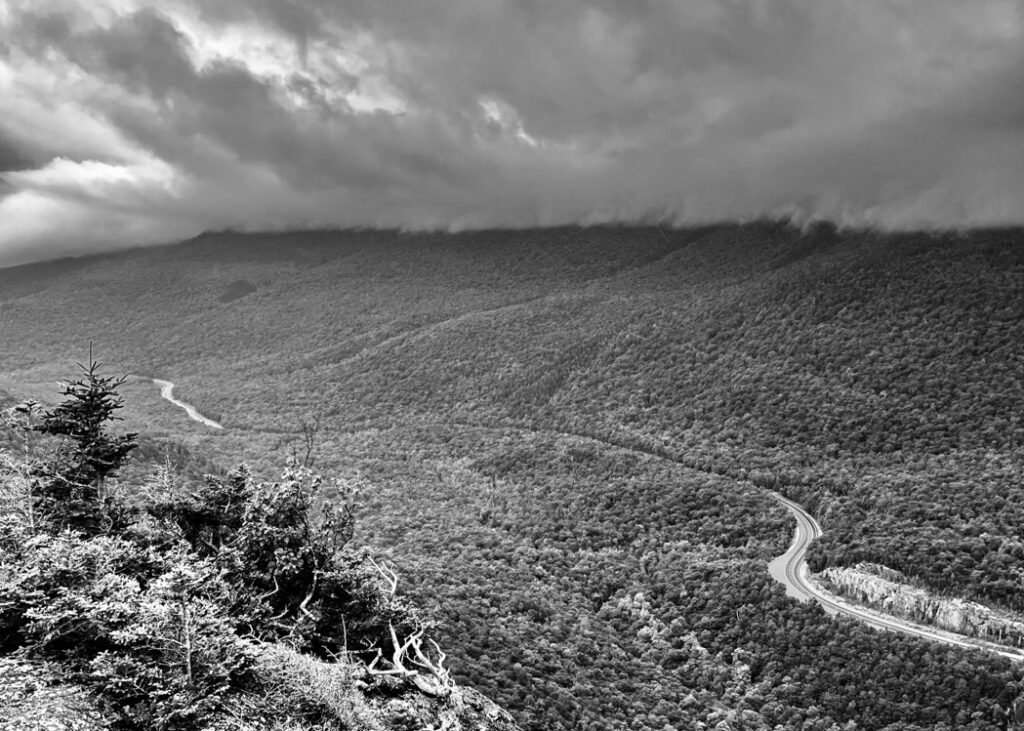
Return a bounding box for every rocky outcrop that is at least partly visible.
[362,683,521,731]
[821,562,1024,645]
[0,647,523,731]
[255,640,523,731]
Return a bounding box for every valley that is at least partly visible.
[141,359,1024,664]
[2,223,1023,730]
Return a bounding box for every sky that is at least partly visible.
[1,0,1023,265]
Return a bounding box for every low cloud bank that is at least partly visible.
[1,1,1023,265]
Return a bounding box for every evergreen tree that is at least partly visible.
[34,353,138,532]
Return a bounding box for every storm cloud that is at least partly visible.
[1,0,1023,264]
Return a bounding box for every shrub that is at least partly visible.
[0,369,449,730]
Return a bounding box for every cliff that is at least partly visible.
[821,562,1024,646]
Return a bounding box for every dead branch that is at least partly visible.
[296,573,318,621]
[409,637,456,696]
[366,624,420,677]
[368,557,398,596]
[365,623,455,696]
[257,576,281,604]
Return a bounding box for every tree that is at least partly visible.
[34,351,138,533]
[289,408,326,468]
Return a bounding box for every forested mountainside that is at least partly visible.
[2,222,1023,730]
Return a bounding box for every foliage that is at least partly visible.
[3,224,1024,729]
[350,426,1024,730]
[0,450,440,730]
[150,461,420,660]
[32,357,139,533]
[0,657,108,730]
[0,376,448,730]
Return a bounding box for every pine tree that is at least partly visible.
[34,351,138,532]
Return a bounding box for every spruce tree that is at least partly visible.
[34,352,138,532]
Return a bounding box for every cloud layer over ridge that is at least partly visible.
[1,0,1023,264]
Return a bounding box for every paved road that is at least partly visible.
[147,378,223,430]
[769,494,1023,662]
[767,494,824,602]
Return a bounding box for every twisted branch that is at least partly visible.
[366,623,455,695]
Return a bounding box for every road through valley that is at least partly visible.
[147,378,223,430]
[131,381,1020,661]
[769,494,1023,662]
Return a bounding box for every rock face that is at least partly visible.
[821,562,1024,645]
[363,683,522,731]
[256,641,524,731]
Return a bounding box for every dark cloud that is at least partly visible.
[1,0,1023,265]
[0,134,36,173]
[21,9,196,101]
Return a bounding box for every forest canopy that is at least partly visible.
[2,224,1023,729]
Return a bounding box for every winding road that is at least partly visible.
[146,378,224,430]
[769,494,1024,662]
[126,377,1021,660]
[767,494,824,603]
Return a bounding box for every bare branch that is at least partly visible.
[291,408,326,468]
[365,623,455,696]
[368,557,398,596]
[297,573,318,620]
[409,637,456,695]
[257,576,281,604]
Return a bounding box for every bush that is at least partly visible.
[0,371,443,730]
[151,462,421,660]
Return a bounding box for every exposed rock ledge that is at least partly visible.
[820,562,1024,646]
[1,646,524,731]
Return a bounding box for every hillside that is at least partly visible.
[2,223,1024,730]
